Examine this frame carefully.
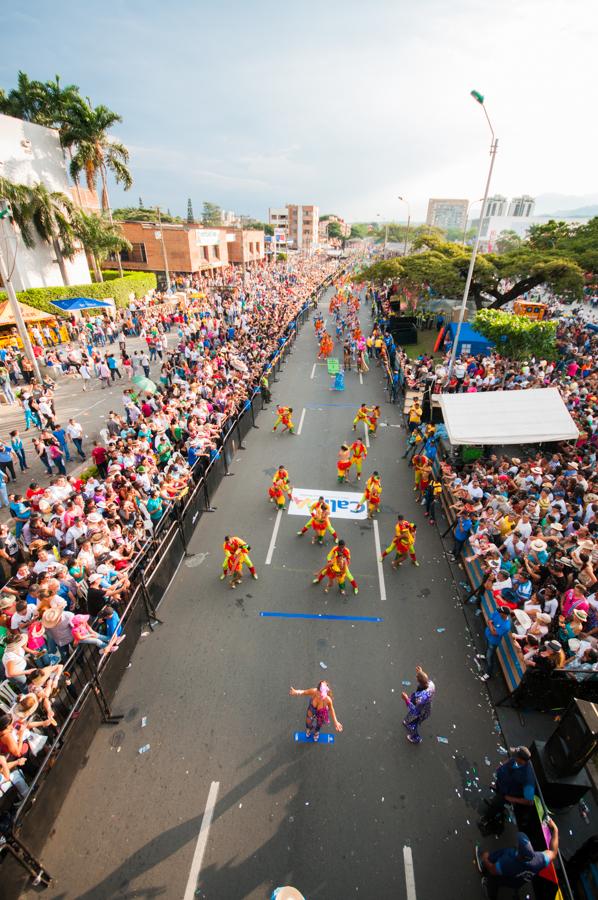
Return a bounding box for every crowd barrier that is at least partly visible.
[0,269,342,892]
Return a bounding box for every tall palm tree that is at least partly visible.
[0,177,77,286]
[64,102,132,276]
[0,71,48,122]
[73,212,131,282]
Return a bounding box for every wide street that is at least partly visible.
[26,290,507,899]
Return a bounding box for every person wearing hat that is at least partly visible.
[564,647,598,682]
[527,640,565,673]
[2,634,38,691]
[478,747,535,834]
[478,606,512,682]
[477,820,559,895]
[41,606,74,661]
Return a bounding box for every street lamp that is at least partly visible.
[462,197,484,246]
[448,90,498,377]
[398,196,411,256]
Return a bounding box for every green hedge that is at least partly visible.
[0,271,157,316]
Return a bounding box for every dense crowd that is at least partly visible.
[397,310,598,683]
[0,256,340,803]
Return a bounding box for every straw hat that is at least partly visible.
[5,633,28,650]
[574,609,588,622]
[514,610,532,630]
[537,613,552,624]
[549,522,564,531]
[0,595,16,611]
[87,512,103,524]
[530,539,547,552]
[577,540,595,551]
[42,608,63,628]
[568,638,581,653]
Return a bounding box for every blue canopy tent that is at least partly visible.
[50,297,113,312]
[443,321,493,357]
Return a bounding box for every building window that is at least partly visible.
[120,242,147,263]
[214,245,220,260]
[203,246,210,261]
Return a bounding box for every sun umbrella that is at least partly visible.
[132,375,157,394]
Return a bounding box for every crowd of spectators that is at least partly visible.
[0,256,340,804]
[395,307,598,684]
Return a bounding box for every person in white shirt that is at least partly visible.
[79,363,91,391]
[66,418,86,460]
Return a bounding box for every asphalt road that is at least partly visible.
[25,292,509,900]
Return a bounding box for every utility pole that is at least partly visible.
[156,207,171,292]
[0,204,42,381]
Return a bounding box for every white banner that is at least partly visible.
[195,229,220,246]
[288,487,366,520]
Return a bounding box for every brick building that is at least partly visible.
[286,204,319,252]
[318,215,351,242]
[115,221,264,277]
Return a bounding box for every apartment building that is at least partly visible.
[286,204,319,251]
[319,215,351,242]
[426,198,468,231]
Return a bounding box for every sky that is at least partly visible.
[2,0,598,222]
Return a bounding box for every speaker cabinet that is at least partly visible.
[545,699,598,776]
[531,740,591,808]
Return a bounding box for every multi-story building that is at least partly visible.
[426,198,469,231]
[0,113,92,290]
[319,215,351,242]
[117,221,264,276]
[221,210,241,226]
[507,195,535,217]
[268,207,289,232]
[286,204,319,251]
[481,194,508,219]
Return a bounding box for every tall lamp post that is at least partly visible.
[448,90,498,377]
[156,207,171,292]
[398,195,411,256]
[462,197,484,246]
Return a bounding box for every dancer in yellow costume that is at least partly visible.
[297,497,338,545]
[349,437,367,480]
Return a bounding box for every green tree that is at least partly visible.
[350,223,369,239]
[495,230,522,254]
[201,202,222,226]
[113,207,182,223]
[243,220,273,235]
[358,232,586,309]
[473,309,557,360]
[0,71,49,121]
[73,212,131,282]
[327,221,343,240]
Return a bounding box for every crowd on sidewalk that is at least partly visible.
[393,308,598,684]
[0,256,340,803]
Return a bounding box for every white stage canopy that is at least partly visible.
[438,388,579,446]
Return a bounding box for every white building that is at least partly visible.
[482,194,508,218]
[480,213,590,251]
[0,114,91,291]
[507,195,535,217]
[268,207,289,231]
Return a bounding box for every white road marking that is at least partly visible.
[183,780,220,900]
[265,509,283,565]
[359,372,363,385]
[372,519,387,603]
[297,407,306,436]
[310,363,316,380]
[403,846,417,900]
[323,318,327,328]
[82,398,106,413]
[363,420,370,449]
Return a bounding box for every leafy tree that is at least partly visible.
[243,220,273,235]
[327,221,343,240]
[0,71,49,122]
[113,207,182,223]
[73,212,131,282]
[473,309,557,360]
[201,202,222,226]
[350,223,369,239]
[358,231,587,309]
[495,230,522,254]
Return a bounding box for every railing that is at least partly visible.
[0,269,343,892]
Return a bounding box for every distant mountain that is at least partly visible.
[549,205,598,218]
[534,192,598,216]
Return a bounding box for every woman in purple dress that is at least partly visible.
[402,666,435,745]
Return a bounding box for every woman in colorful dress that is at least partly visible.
[289,680,343,741]
[402,666,435,744]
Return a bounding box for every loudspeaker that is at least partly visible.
[531,741,591,808]
[545,699,598,776]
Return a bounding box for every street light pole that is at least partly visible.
[0,207,42,381]
[398,196,411,256]
[156,207,171,292]
[448,91,498,377]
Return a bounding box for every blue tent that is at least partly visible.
[51,297,113,312]
[444,321,493,357]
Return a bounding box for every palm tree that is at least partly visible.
[63,101,132,276]
[73,212,131,282]
[0,71,48,122]
[0,177,77,286]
